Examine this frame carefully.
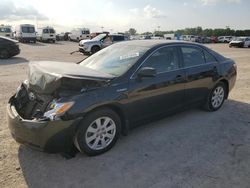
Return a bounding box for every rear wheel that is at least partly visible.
[91,46,100,54]
[0,50,9,59]
[203,82,226,111]
[74,108,121,156]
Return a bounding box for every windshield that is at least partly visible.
[92,34,107,41]
[0,28,11,33]
[80,43,149,76]
[82,30,90,34]
[22,26,35,33]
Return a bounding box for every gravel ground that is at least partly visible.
[0,41,249,188]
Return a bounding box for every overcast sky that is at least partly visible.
[0,0,249,33]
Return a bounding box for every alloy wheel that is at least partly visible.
[85,117,116,150]
[211,86,225,108]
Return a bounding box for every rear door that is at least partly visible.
[179,45,220,105]
[127,46,186,122]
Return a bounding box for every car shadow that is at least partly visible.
[18,99,250,188]
[0,57,28,65]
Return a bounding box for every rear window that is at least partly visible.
[43,29,55,33]
[22,26,35,33]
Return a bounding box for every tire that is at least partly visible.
[91,46,100,54]
[203,82,226,111]
[0,50,9,59]
[74,108,121,156]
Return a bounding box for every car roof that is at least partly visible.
[119,40,202,48]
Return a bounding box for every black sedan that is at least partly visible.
[0,36,20,59]
[7,40,237,156]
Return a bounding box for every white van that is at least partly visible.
[37,26,56,43]
[15,24,36,43]
[68,28,90,41]
[0,25,13,38]
[181,35,196,42]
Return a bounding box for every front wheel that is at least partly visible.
[74,108,121,156]
[203,82,226,111]
[91,46,100,54]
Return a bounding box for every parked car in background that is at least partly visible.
[7,40,237,156]
[0,36,20,59]
[210,36,218,43]
[164,33,175,40]
[36,26,56,43]
[151,34,164,40]
[0,25,13,38]
[56,32,71,41]
[181,35,196,42]
[14,24,36,43]
[218,36,232,43]
[79,33,127,54]
[68,28,90,42]
[229,37,250,48]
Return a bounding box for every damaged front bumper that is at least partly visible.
[7,98,82,153]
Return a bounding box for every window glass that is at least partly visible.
[43,29,49,33]
[82,30,90,34]
[49,29,55,33]
[22,27,35,33]
[203,50,217,63]
[142,47,179,73]
[113,36,124,41]
[181,46,205,67]
[80,43,149,76]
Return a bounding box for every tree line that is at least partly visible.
[128,27,250,37]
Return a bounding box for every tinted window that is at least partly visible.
[203,50,217,63]
[113,36,124,41]
[142,47,179,73]
[181,46,205,67]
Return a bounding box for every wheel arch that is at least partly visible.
[91,45,101,50]
[218,79,229,99]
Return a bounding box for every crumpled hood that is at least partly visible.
[79,39,91,45]
[28,61,114,94]
[79,39,100,45]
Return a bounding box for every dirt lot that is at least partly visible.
[0,41,250,188]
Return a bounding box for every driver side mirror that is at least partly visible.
[137,67,156,78]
